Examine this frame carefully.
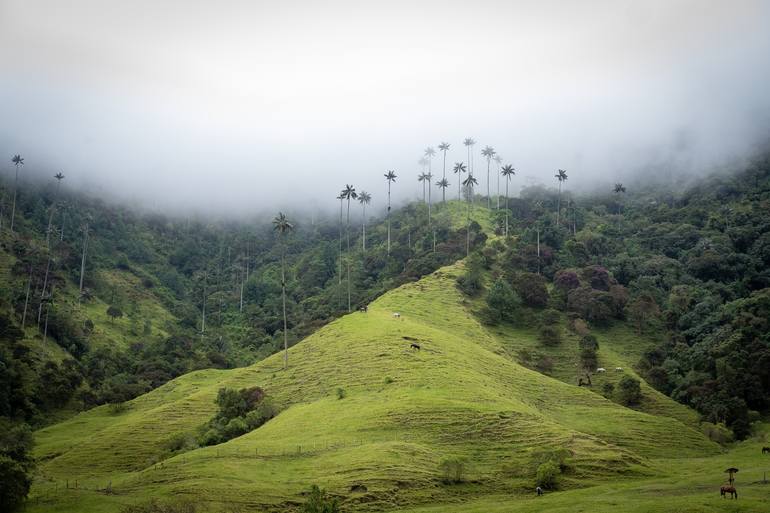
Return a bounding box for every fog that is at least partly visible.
[1,0,769,217]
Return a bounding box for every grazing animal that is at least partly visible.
[596,367,606,373]
[410,343,421,350]
[392,312,401,318]
[615,367,623,371]
[359,305,368,313]
[720,485,737,499]
[536,486,543,496]
[762,446,770,454]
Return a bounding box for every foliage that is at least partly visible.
[199,386,275,446]
[439,457,466,483]
[301,485,340,513]
[511,272,549,308]
[0,418,34,512]
[485,278,520,323]
[617,376,642,406]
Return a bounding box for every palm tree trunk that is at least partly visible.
[496,163,500,209]
[442,151,447,203]
[362,204,366,253]
[201,274,207,337]
[281,247,288,369]
[21,271,32,330]
[428,180,432,224]
[10,166,19,232]
[466,191,471,257]
[556,182,562,225]
[38,255,51,325]
[505,179,510,236]
[537,227,541,275]
[239,262,244,313]
[486,159,491,209]
[338,198,343,285]
[346,198,351,313]
[387,183,391,255]
[79,224,89,294]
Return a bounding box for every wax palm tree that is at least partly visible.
[384,170,397,255]
[9,154,24,232]
[426,171,433,223]
[341,184,357,312]
[493,155,503,208]
[46,172,65,246]
[436,178,450,203]
[463,138,475,176]
[358,191,371,253]
[462,174,478,256]
[438,142,450,201]
[273,212,294,369]
[453,162,467,200]
[418,172,428,202]
[555,169,568,224]
[501,164,516,236]
[481,146,496,208]
[613,183,626,215]
[78,216,91,295]
[336,193,343,286]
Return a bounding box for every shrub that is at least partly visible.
[439,457,466,483]
[617,376,642,406]
[538,326,561,346]
[701,422,734,445]
[602,382,615,398]
[534,355,554,374]
[512,272,549,308]
[301,485,339,513]
[456,267,483,296]
[109,402,129,415]
[336,388,346,400]
[223,417,249,439]
[535,460,560,489]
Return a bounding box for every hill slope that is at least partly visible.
[30,261,722,512]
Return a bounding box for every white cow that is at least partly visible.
[392,312,401,318]
[615,367,623,371]
[596,367,606,373]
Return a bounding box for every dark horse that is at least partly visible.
[762,446,770,454]
[410,343,421,350]
[720,485,737,499]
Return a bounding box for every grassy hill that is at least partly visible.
[29,257,769,513]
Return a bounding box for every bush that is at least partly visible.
[512,272,549,308]
[535,460,560,489]
[701,422,734,445]
[456,268,482,296]
[109,402,129,415]
[301,485,339,513]
[336,388,346,400]
[439,457,466,483]
[602,382,615,398]
[617,376,642,406]
[485,278,521,323]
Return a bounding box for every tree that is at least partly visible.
[9,154,23,233]
[618,375,642,406]
[78,217,91,295]
[436,178,450,206]
[627,293,660,334]
[501,164,516,236]
[0,419,34,512]
[493,154,503,208]
[481,145,496,208]
[462,173,478,256]
[341,184,357,312]
[424,147,435,206]
[613,183,626,215]
[555,169,568,225]
[106,305,123,323]
[512,272,549,308]
[453,161,467,200]
[46,172,65,246]
[463,138,476,177]
[486,278,520,323]
[273,212,294,369]
[417,172,428,203]
[438,142,450,202]
[384,170,396,255]
[357,191,371,253]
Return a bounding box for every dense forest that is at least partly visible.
[1,151,769,510]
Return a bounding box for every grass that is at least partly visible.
[30,256,748,513]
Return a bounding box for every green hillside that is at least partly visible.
[30,259,762,513]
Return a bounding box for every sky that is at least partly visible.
[1,0,769,216]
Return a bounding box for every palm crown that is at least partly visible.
[436,178,450,189]
[462,174,478,187]
[424,147,436,158]
[358,191,371,204]
[555,169,568,182]
[614,183,626,193]
[481,146,496,159]
[493,155,503,165]
[342,184,357,200]
[463,138,476,147]
[384,170,397,182]
[12,154,24,166]
[54,172,65,181]
[272,212,294,235]
[453,162,467,174]
[501,164,515,178]
[438,142,450,152]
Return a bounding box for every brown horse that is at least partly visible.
[762,446,770,454]
[720,485,737,499]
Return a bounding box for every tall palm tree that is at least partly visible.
[424,147,435,206]
[555,169,568,225]
[46,172,65,246]
[384,170,397,255]
[463,138,475,177]
[10,154,24,232]
[453,162,467,200]
[436,178,450,203]
[462,173,478,256]
[481,146,496,208]
[273,212,294,369]
[418,172,428,202]
[438,142,450,201]
[613,183,626,215]
[426,172,433,223]
[501,164,516,236]
[78,217,91,295]
[336,193,343,286]
[358,191,371,253]
[341,184,357,312]
[493,155,503,208]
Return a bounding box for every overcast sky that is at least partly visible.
[1,0,769,215]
